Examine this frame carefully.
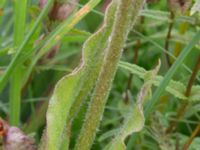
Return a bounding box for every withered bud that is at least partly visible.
[168,0,192,14]
[0,118,37,150]
[39,0,47,8]
[39,0,78,21]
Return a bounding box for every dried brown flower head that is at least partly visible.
[168,0,192,14]
[0,118,37,150]
[39,0,78,21]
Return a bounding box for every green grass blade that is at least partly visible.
[0,0,53,92]
[9,0,27,126]
[23,0,103,85]
[13,1,27,47]
[132,30,199,80]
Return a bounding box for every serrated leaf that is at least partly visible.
[191,0,200,15]
[119,61,200,102]
[44,1,118,150]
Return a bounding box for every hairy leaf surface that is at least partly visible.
[106,62,160,150]
[45,1,118,149]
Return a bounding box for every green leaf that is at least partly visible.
[191,0,200,15]
[119,61,200,102]
[140,10,195,24]
[106,62,160,150]
[68,0,117,121]
[44,0,117,149]
[75,0,146,149]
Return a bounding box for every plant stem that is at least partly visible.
[166,55,200,133]
[74,0,145,150]
[124,40,140,104]
[10,0,27,126]
[182,123,200,150]
[164,11,174,67]
[185,56,200,97]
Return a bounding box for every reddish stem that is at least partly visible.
[182,123,200,150]
[166,55,200,133]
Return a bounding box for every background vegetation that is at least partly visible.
[0,0,199,149]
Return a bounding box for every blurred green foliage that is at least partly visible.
[0,0,200,149]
